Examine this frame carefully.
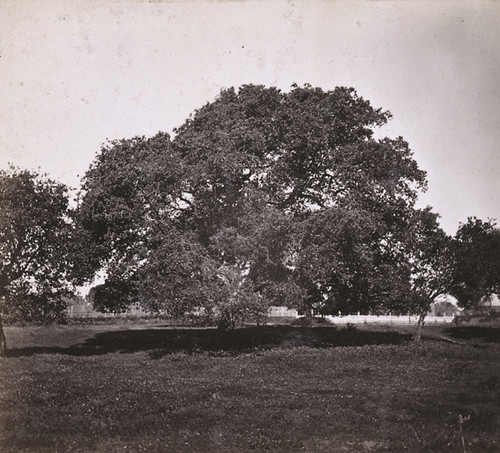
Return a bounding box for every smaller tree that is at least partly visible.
[449,217,500,310]
[359,207,452,340]
[0,168,75,354]
[404,208,452,340]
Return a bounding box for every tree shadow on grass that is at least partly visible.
[443,326,500,343]
[6,325,412,358]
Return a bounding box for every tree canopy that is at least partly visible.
[0,168,76,352]
[449,217,500,309]
[75,84,433,327]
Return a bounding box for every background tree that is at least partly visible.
[403,208,452,340]
[0,168,75,354]
[76,84,429,328]
[449,217,500,310]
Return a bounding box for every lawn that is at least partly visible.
[0,322,499,452]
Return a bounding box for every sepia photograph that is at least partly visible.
[0,0,499,451]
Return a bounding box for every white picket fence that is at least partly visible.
[266,306,456,324]
[324,314,455,325]
[66,302,456,325]
[66,303,148,318]
[268,306,300,317]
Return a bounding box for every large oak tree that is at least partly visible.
[76,84,429,328]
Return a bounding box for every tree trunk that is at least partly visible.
[0,316,6,356]
[217,310,236,331]
[300,306,314,326]
[413,312,426,342]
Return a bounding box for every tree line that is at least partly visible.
[1,84,499,351]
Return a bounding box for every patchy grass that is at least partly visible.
[0,324,499,452]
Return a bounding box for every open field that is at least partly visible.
[0,323,499,452]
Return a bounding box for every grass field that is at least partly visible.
[0,322,499,452]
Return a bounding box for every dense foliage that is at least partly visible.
[0,168,74,323]
[75,84,434,327]
[449,217,500,309]
[3,84,497,335]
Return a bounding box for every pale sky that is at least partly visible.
[1,0,499,234]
